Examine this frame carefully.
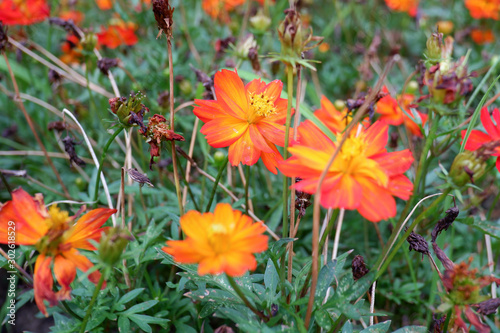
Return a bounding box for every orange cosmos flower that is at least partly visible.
[193,69,291,174]
[384,0,419,16]
[0,188,116,316]
[376,87,428,137]
[58,10,84,25]
[461,107,500,172]
[202,0,245,21]
[163,203,268,276]
[0,0,50,26]
[470,29,495,45]
[96,0,113,10]
[97,19,138,49]
[60,34,84,64]
[279,121,414,222]
[465,0,500,20]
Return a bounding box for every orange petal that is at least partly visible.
[261,80,283,103]
[34,255,57,317]
[228,130,261,167]
[245,78,266,94]
[249,125,274,153]
[193,99,226,123]
[357,179,396,222]
[261,144,283,174]
[214,69,248,120]
[222,252,257,277]
[265,97,290,124]
[163,239,206,264]
[461,129,491,151]
[62,249,105,288]
[372,150,413,176]
[54,255,76,301]
[64,208,116,250]
[363,121,389,156]
[388,174,413,200]
[320,175,362,210]
[201,116,248,148]
[256,120,290,147]
[481,107,500,139]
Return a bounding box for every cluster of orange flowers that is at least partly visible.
[465,0,500,20]
[384,0,419,17]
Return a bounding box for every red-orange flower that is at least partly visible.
[96,0,113,10]
[461,107,500,172]
[470,29,495,45]
[202,0,245,20]
[0,188,116,316]
[163,203,268,276]
[279,120,414,222]
[97,19,138,49]
[193,69,291,174]
[60,34,83,64]
[384,0,419,16]
[465,0,500,20]
[58,10,84,25]
[376,87,428,137]
[0,0,50,26]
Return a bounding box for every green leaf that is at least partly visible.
[128,314,152,333]
[461,216,500,239]
[117,288,145,305]
[264,258,279,295]
[117,316,130,333]
[392,326,428,333]
[360,320,391,333]
[314,308,333,330]
[315,259,337,302]
[341,320,353,333]
[121,300,159,314]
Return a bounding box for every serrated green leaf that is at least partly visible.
[117,288,145,305]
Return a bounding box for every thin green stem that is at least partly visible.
[226,275,268,322]
[79,271,106,333]
[280,67,294,298]
[93,127,124,207]
[204,157,229,212]
[62,301,83,321]
[0,172,12,195]
[375,190,451,280]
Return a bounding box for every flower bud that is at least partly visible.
[213,151,226,166]
[278,9,303,57]
[81,33,98,52]
[333,99,346,111]
[406,80,419,94]
[425,32,443,64]
[179,79,192,96]
[98,227,132,267]
[437,21,453,35]
[449,151,487,187]
[250,9,271,33]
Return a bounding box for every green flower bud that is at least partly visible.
[333,99,346,111]
[213,151,226,167]
[250,9,271,33]
[406,80,419,94]
[449,151,487,187]
[75,177,86,191]
[98,227,132,267]
[425,32,443,64]
[81,33,98,52]
[179,80,192,96]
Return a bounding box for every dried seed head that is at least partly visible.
[47,121,68,132]
[432,242,455,271]
[248,46,261,73]
[431,206,459,242]
[127,168,154,187]
[352,255,370,281]
[430,313,446,333]
[152,0,174,38]
[474,298,500,315]
[48,17,79,37]
[406,229,429,256]
[62,136,86,167]
[97,57,120,75]
[295,177,311,218]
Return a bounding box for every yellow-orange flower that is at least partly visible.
[376,87,428,137]
[465,0,500,20]
[0,0,50,25]
[202,0,243,19]
[0,188,116,316]
[384,0,419,16]
[470,29,495,45]
[193,69,291,174]
[279,120,414,222]
[163,203,268,276]
[97,18,138,49]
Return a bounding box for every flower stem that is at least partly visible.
[205,157,229,212]
[79,270,106,333]
[93,127,124,207]
[244,165,251,216]
[226,275,268,322]
[280,66,294,298]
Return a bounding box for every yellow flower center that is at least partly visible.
[46,205,71,233]
[339,136,366,160]
[249,92,277,119]
[207,222,233,254]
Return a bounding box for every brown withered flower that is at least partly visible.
[431,206,459,242]
[62,136,86,167]
[406,229,429,257]
[190,65,214,99]
[152,0,174,38]
[295,177,311,218]
[347,90,388,120]
[142,114,184,169]
[248,46,261,73]
[47,121,68,132]
[48,17,79,37]
[474,298,500,316]
[127,168,154,187]
[351,255,370,281]
[109,92,149,132]
[97,58,120,75]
